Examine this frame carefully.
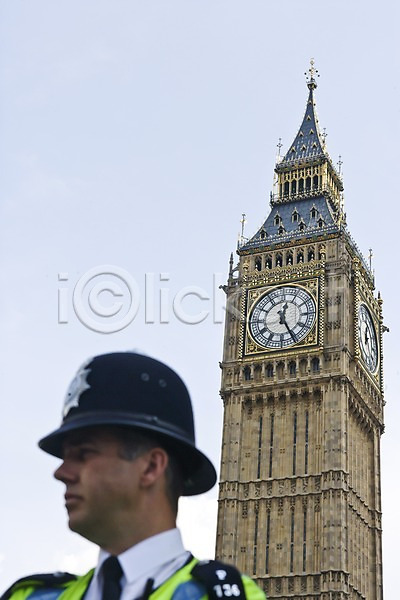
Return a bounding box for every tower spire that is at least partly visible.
[280,59,324,165]
[271,60,343,215]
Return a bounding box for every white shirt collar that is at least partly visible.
[98,528,186,583]
[86,528,190,600]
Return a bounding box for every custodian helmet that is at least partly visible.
[38,352,216,495]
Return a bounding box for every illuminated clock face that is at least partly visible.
[358,304,378,373]
[249,285,316,349]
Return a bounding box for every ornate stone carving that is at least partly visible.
[326,295,341,306]
[278,498,284,515]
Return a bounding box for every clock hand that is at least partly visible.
[275,304,297,341]
[278,303,296,341]
[283,320,297,343]
[366,327,374,357]
[278,302,288,324]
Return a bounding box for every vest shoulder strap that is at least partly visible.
[1,573,76,600]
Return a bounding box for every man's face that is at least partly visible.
[54,427,146,550]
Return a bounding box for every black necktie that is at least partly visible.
[101,555,123,600]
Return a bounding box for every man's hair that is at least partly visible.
[111,426,184,514]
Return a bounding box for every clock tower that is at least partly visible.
[216,63,384,600]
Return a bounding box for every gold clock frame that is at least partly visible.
[240,275,324,358]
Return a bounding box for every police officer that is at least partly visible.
[2,352,266,600]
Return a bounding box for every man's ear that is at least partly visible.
[139,447,169,488]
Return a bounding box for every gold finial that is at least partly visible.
[369,248,373,272]
[309,58,317,79]
[277,137,283,157]
[305,58,319,90]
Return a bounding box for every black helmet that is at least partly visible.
[39,352,216,495]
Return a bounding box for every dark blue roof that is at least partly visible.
[241,196,338,251]
[279,85,325,166]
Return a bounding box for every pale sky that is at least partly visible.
[1,1,399,597]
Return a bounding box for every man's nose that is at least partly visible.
[54,460,78,483]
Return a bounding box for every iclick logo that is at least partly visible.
[57,266,236,334]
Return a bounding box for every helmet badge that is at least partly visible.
[63,359,92,418]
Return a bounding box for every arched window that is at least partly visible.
[318,217,324,228]
[300,359,308,375]
[265,255,272,269]
[292,210,299,223]
[277,362,284,380]
[254,365,262,381]
[306,177,311,191]
[284,182,289,196]
[310,207,317,219]
[276,253,283,267]
[297,250,304,263]
[289,361,296,375]
[278,225,285,235]
[291,180,297,194]
[260,230,267,240]
[311,357,320,373]
[286,251,293,265]
[244,366,251,381]
[274,214,281,226]
[299,221,306,232]
[308,248,315,262]
[266,364,274,378]
[298,178,304,193]
[313,175,319,189]
[255,256,262,271]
